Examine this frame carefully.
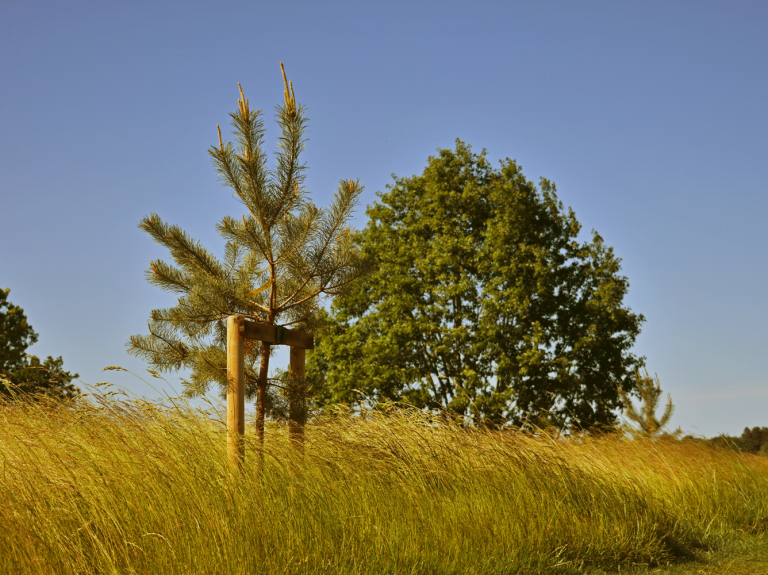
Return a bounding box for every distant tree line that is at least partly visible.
[704,427,768,454]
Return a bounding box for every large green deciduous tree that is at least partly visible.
[307,141,646,431]
[0,288,79,400]
[128,65,368,441]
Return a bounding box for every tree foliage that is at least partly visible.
[307,141,646,431]
[0,288,79,400]
[127,65,368,439]
[617,369,681,439]
[0,287,38,374]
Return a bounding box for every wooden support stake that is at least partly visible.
[227,314,245,469]
[288,346,306,448]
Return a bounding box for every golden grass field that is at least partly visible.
[1,388,767,575]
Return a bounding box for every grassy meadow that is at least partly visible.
[1,390,768,575]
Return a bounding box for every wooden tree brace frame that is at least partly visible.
[226,314,314,468]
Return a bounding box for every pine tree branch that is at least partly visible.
[209,144,246,201]
[280,182,358,301]
[146,260,193,294]
[273,204,318,269]
[218,216,270,266]
[188,288,230,318]
[153,309,217,343]
[142,214,230,284]
[270,95,306,230]
[127,328,189,369]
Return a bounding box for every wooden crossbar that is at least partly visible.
[240,319,314,349]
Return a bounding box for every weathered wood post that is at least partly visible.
[226,315,246,469]
[226,315,314,467]
[289,346,306,449]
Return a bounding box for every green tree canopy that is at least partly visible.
[307,141,646,431]
[127,65,368,440]
[0,288,79,400]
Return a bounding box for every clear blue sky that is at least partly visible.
[1,0,766,438]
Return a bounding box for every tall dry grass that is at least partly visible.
[1,391,767,574]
